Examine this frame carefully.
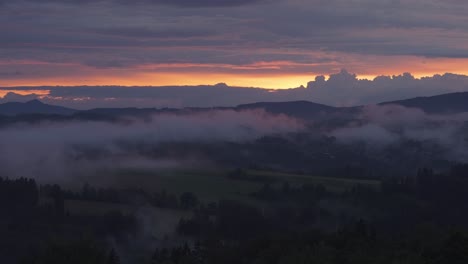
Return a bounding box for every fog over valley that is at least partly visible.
[3,1,468,263]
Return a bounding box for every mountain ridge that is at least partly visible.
[381,92,468,114]
[1,90,468,117]
[0,100,77,116]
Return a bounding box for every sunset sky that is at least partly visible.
[2,0,468,107]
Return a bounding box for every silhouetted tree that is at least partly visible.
[107,248,120,264]
[180,192,199,210]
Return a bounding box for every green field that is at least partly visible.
[111,169,262,203]
[248,170,381,192]
[59,168,381,234]
[76,168,381,203]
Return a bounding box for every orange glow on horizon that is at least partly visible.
[3,70,468,91]
[2,56,468,90]
[0,72,316,89]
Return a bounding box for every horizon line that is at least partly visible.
[1,70,468,90]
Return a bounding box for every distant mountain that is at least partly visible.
[382,92,468,114]
[1,90,468,118]
[234,93,468,118]
[79,107,157,116]
[74,101,336,120]
[236,101,336,119]
[0,100,77,116]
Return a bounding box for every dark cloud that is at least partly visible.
[0,0,266,8]
[92,26,216,39]
[147,0,267,8]
[1,0,468,92]
[0,70,22,76]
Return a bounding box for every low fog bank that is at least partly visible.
[330,104,468,162]
[0,109,304,183]
[1,103,467,184]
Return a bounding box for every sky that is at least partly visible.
[1,0,468,108]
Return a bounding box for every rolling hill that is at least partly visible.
[381,92,468,114]
[0,99,77,116]
[1,90,468,117]
[236,101,337,119]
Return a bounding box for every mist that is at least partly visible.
[330,104,468,161]
[0,109,304,183]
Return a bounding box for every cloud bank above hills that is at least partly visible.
[2,70,468,109]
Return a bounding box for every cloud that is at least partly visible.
[92,26,216,39]
[3,70,468,108]
[0,70,22,76]
[2,0,468,72]
[305,70,468,106]
[2,0,468,102]
[1,0,266,8]
[0,92,39,103]
[147,0,267,8]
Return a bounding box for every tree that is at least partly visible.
[180,192,199,210]
[107,248,120,264]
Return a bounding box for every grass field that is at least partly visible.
[111,169,262,203]
[61,168,381,237]
[76,168,381,203]
[248,170,381,192]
